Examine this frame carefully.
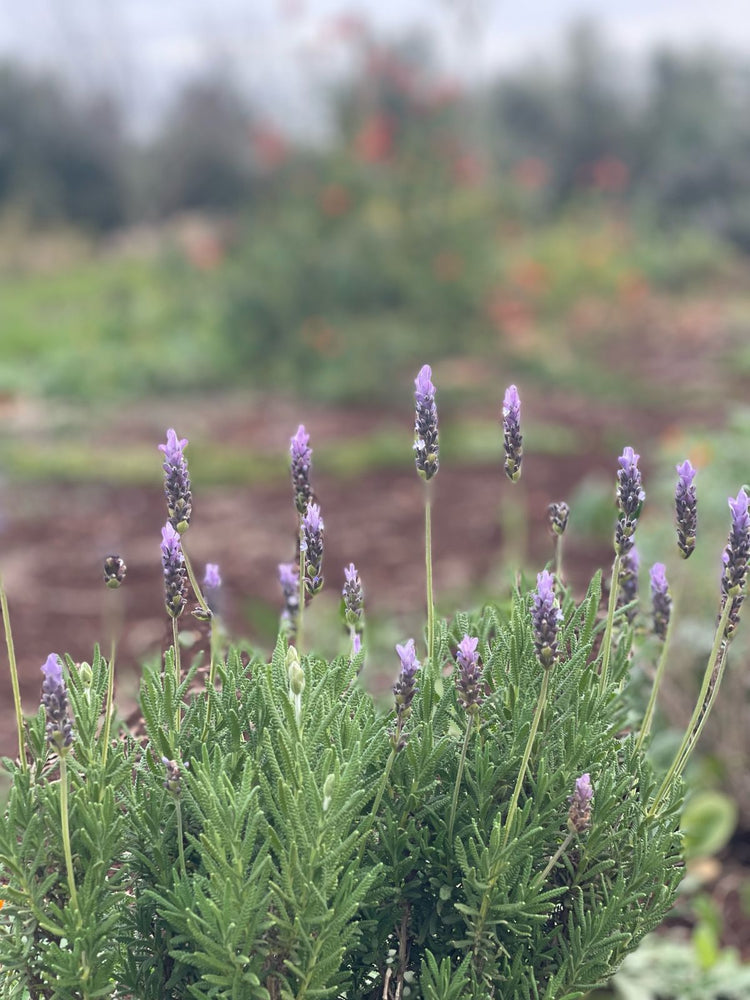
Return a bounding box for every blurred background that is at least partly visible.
[2,1,750,990]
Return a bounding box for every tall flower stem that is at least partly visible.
[636,615,674,751]
[648,597,733,816]
[59,754,79,915]
[297,528,306,654]
[200,623,220,742]
[182,546,211,618]
[555,533,564,583]
[0,577,26,772]
[535,832,574,886]
[598,552,622,694]
[448,719,474,843]
[425,486,435,668]
[172,618,182,733]
[101,638,117,771]
[503,669,550,846]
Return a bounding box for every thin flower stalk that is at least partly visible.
[548,501,569,582]
[504,572,561,846]
[413,364,439,676]
[616,547,640,625]
[101,556,126,772]
[200,563,222,742]
[0,577,26,772]
[650,492,749,813]
[163,757,187,879]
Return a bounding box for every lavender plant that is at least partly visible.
[0,381,746,1000]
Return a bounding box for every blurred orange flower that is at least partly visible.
[252,124,288,171]
[508,258,549,297]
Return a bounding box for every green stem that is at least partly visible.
[503,669,550,847]
[598,552,622,694]
[555,534,564,585]
[200,622,220,742]
[448,717,474,843]
[175,801,187,880]
[172,617,182,733]
[59,754,79,916]
[0,577,26,772]
[425,489,435,702]
[358,745,397,863]
[297,528,306,654]
[648,596,733,817]
[636,611,675,751]
[534,832,574,886]
[101,638,116,772]
[182,545,211,617]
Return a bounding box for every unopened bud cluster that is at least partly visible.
[103,554,127,589]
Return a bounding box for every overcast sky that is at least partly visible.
[2,1,749,135]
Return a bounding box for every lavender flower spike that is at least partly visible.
[41,653,73,752]
[342,562,364,630]
[650,563,672,641]
[393,639,420,738]
[675,460,697,559]
[567,773,593,834]
[162,756,183,797]
[413,364,439,481]
[455,634,483,713]
[502,384,523,482]
[161,522,187,619]
[301,502,324,600]
[615,446,645,555]
[720,488,750,638]
[532,570,563,669]
[158,429,192,533]
[290,424,314,516]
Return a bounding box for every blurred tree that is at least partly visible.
[143,75,256,216]
[0,61,126,229]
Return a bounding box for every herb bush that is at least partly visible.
[0,368,746,999]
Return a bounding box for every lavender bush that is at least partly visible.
[0,371,746,1000]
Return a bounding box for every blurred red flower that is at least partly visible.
[354,114,394,163]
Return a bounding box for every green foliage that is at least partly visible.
[0,577,685,998]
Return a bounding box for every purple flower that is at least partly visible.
[548,501,569,537]
[103,554,127,589]
[161,522,187,619]
[342,562,364,629]
[615,446,645,555]
[413,364,439,481]
[502,385,523,483]
[675,460,697,559]
[159,429,192,533]
[567,773,593,833]
[290,424,314,517]
[352,633,362,656]
[301,502,324,600]
[393,639,420,741]
[41,653,73,752]
[617,547,640,624]
[650,563,671,640]
[455,634,482,713]
[720,489,750,638]
[532,570,563,669]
